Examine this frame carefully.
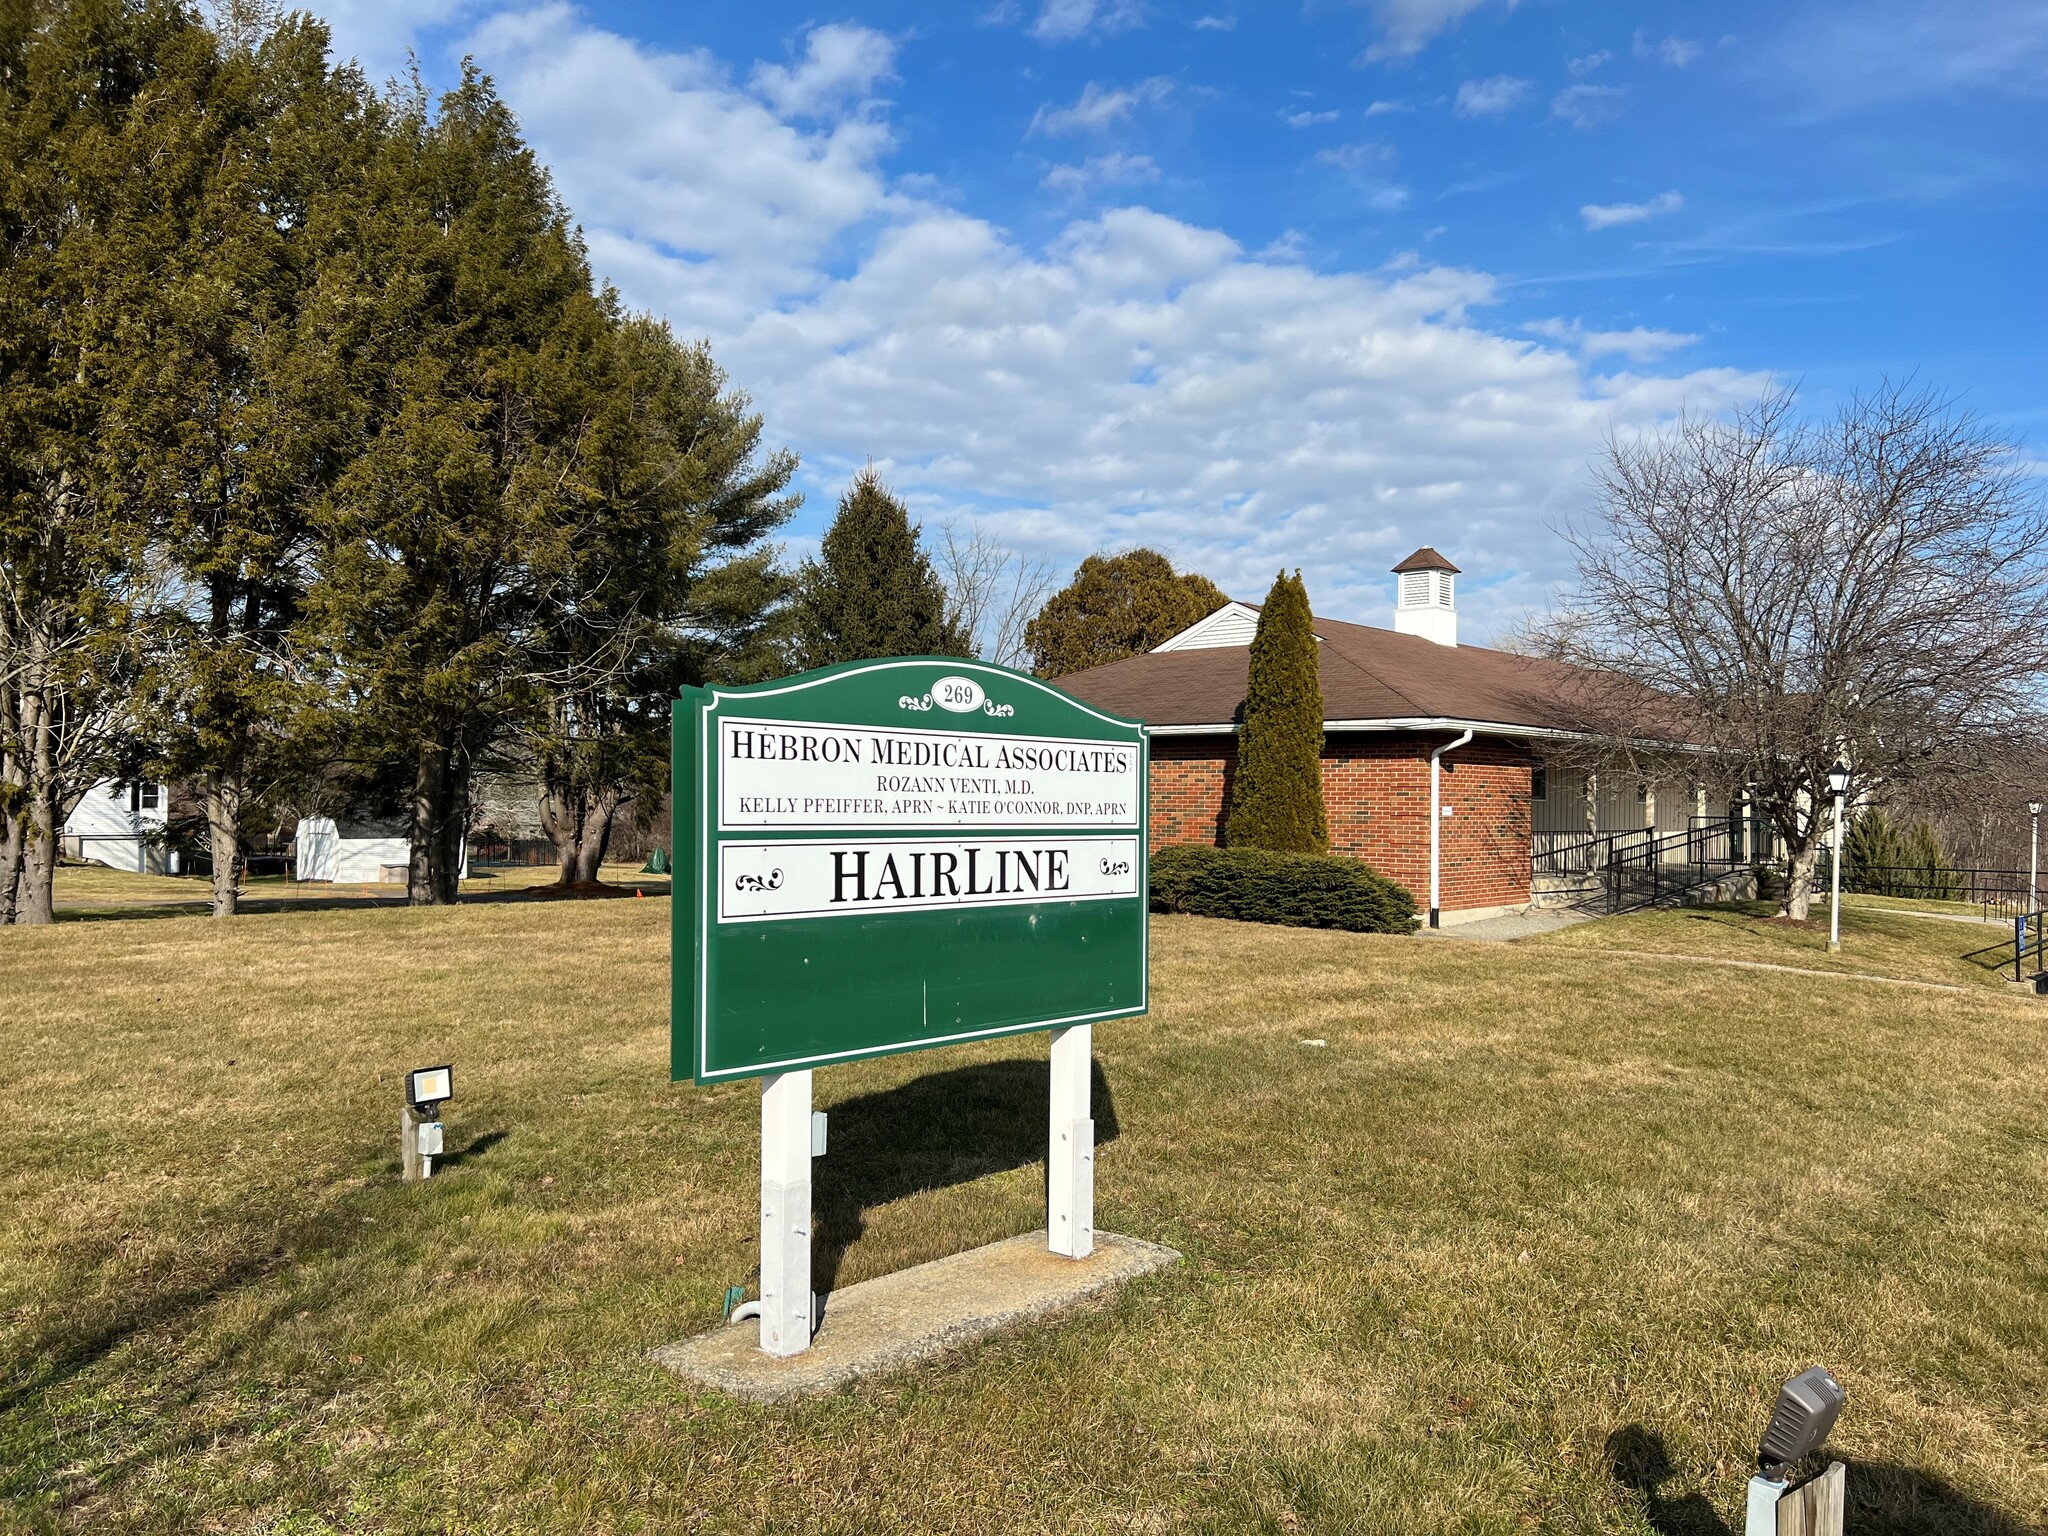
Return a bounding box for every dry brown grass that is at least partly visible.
[3,900,2045,1534]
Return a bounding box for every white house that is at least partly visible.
[63,780,172,874]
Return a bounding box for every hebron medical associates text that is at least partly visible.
[716,717,1143,832]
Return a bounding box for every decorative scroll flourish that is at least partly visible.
[898,693,934,711]
[982,700,1015,718]
[733,869,784,893]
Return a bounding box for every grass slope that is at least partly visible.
[2,900,2045,1534]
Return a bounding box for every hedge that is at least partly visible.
[1149,844,1417,934]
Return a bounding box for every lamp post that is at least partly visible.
[2030,801,2042,911]
[1826,762,1850,952]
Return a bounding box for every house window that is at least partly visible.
[140,783,161,811]
[1531,766,1547,803]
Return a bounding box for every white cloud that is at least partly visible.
[1567,50,1611,76]
[1524,318,1699,362]
[1357,0,1500,62]
[750,23,897,118]
[1634,31,1702,67]
[1282,107,1342,127]
[314,0,474,83]
[1312,143,1408,211]
[1029,77,1173,135]
[459,4,1764,633]
[1031,0,1145,42]
[1580,190,1684,229]
[1551,82,1630,128]
[1453,74,1533,117]
[1365,98,1411,115]
[1194,14,1236,29]
[1765,0,2048,115]
[1043,152,1161,194]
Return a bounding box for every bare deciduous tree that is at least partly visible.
[937,520,1056,671]
[1553,382,2048,920]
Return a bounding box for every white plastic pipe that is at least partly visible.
[1828,791,1845,951]
[1429,729,1474,928]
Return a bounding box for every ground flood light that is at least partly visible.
[403,1064,454,1181]
[1745,1365,1848,1535]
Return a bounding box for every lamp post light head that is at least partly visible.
[1757,1365,1846,1475]
[1827,762,1850,798]
[2030,801,2042,819]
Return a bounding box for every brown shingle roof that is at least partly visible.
[1390,547,1460,574]
[1058,614,1635,738]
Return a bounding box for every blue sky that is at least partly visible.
[314,0,2048,640]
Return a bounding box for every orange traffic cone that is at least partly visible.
[636,888,644,898]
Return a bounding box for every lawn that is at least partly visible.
[1522,899,2022,991]
[3,898,2046,1534]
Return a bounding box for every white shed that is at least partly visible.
[295,816,412,884]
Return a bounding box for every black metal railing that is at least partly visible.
[1828,856,2035,919]
[1534,818,1758,914]
[1970,909,2048,983]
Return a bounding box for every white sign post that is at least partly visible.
[758,1069,815,1357]
[1048,1024,1095,1259]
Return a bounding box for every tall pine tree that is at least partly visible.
[304,66,614,905]
[792,469,969,668]
[105,11,370,916]
[1226,570,1327,853]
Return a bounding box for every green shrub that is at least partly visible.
[1150,844,1416,933]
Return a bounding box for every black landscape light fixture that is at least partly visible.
[403,1065,454,1180]
[1745,1366,1847,1534]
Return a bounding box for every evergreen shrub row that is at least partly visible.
[1149,844,1417,933]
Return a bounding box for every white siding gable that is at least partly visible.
[1152,602,1261,652]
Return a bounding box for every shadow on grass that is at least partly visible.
[811,1055,1119,1300]
[436,1128,510,1168]
[1605,1425,2038,1535]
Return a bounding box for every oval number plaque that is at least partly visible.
[931,675,985,713]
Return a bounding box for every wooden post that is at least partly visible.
[1745,1464,1846,1536]
[759,1070,814,1357]
[1048,1024,1094,1259]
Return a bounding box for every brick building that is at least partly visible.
[1059,548,1720,925]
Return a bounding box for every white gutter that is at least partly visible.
[1429,728,1474,929]
[1144,717,1713,753]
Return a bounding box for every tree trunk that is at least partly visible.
[206,769,246,918]
[1781,843,1820,921]
[538,773,582,886]
[408,736,468,906]
[17,786,59,926]
[0,810,23,926]
[573,787,624,884]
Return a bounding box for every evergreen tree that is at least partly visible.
[303,66,614,905]
[1902,818,1961,901]
[105,10,369,916]
[1025,548,1228,677]
[527,319,798,885]
[1843,808,1907,895]
[0,0,190,924]
[791,469,968,668]
[1226,570,1327,854]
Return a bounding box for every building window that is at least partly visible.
[1531,766,1547,802]
[140,783,161,811]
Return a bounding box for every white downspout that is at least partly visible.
[1429,729,1475,928]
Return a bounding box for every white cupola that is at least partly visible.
[1391,547,1459,647]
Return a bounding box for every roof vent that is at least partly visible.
[1392,547,1458,647]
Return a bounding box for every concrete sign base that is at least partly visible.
[651,1230,1179,1404]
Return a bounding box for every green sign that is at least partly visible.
[673,658,1150,1083]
